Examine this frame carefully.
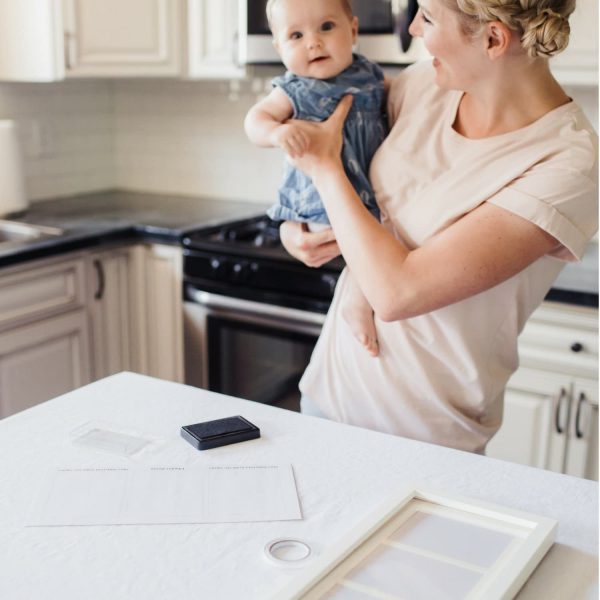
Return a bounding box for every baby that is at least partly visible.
[244,0,388,357]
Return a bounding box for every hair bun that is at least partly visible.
[521,5,571,58]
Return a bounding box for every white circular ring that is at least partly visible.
[264,538,312,567]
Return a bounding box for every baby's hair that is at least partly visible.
[443,0,575,57]
[266,0,354,32]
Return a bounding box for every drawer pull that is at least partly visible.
[93,259,105,300]
[570,342,584,353]
[575,392,587,439]
[555,387,568,434]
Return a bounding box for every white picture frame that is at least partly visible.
[273,487,557,600]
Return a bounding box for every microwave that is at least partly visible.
[238,0,428,66]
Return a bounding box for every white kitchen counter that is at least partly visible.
[0,372,597,600]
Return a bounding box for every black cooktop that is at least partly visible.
[183,215,345,270]
[182,216,345,312]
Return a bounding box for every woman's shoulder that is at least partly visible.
[527,101,597,173]
[387,61,451,123]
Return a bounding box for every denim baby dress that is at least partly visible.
[267,54,387,225]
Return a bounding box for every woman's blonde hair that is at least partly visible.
[444,0,576,57]
[266,0,354,31]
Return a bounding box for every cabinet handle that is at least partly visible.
[64,32,74,70]
[232,31,240,68]
[93,259,105,300]
[555,387,568,434]
[575,392,587,439]
[570,342,584,353]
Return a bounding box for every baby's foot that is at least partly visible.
[342,302,379,357]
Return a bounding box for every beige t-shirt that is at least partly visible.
[299,62,598,453]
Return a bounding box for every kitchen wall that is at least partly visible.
[113,75,283,203]
[0,81,114,201]
[111,77,599,205]
[0,73,597,205]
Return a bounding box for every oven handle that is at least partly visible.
[186,288,327,327]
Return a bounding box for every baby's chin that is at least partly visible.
[294,57,352,80]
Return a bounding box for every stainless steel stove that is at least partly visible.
[182,216,344,411]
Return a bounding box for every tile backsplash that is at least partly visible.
[0,81,114,202]
[0,73,597,204]
[113,76,283,203]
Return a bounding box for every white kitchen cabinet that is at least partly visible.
[0,311,92,418]
[0,0,247,81]
[87,243,184,383]
[487,301,598,480]
[0,242,184,418]
[0,253,92,418]
[130,244,184,383]
[187,0,246,79]
[564,377,598,480]
[551,0,598,85]
[86,246,136,380]
[487,369,568,472]
[0,0,65,82]
[63,0,182,77]
[0,0,183,81]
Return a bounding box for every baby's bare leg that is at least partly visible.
[341,271,379,357]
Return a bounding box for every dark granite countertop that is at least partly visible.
[0,190,268,268]
[1,189,597,308]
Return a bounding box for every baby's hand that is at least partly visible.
[272,123,310,158]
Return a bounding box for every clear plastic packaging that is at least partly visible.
[70,420,161,458]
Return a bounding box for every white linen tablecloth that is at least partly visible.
[0,372,597,600]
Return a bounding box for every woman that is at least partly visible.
[280,0,598,453]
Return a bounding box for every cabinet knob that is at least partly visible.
[570,342,584,353]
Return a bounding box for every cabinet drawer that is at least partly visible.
[518,302,598,378]
[0,258,85,330]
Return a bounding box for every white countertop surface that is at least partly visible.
[0,372,597,600]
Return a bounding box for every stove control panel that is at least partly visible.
[183,248,341,305]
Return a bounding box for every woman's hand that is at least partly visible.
[271,123,310,158]
[280,221,341,267]
[285,95,353,182]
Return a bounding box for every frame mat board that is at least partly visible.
[273,487,557,600]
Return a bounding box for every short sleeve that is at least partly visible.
[272,71,302,117]
[386,62,434,126]
[488,161,598,261]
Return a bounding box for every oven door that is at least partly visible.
[184,290,325,411]
[239,0,424,65]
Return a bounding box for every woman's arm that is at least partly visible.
[289,98,560,320]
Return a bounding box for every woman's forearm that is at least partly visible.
[313,166,413,320]
[314,162,561,321]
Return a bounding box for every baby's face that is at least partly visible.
[271,0,358,79]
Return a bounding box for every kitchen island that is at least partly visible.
[0,372,597,599]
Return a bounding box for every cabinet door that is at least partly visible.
[63,0,182,77]
[132,244,183,383]
[0,310,91,418]
[187,0,246,79]
[564,378,598,480]
[518,302,598,380]
[0,0,65,82]
[87,248,135,380]
[486,369,568,472]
